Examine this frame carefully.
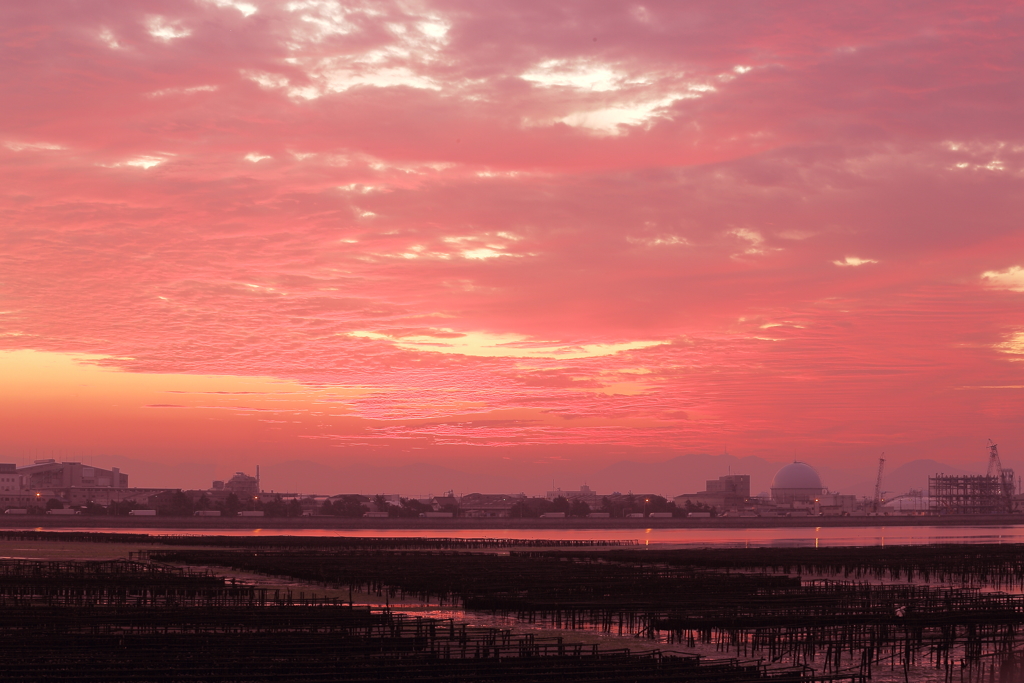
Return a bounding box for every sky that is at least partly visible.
[1,0,1023,492]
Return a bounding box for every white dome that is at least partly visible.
[771,462,823,491]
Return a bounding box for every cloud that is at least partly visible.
[982,266,1024,292]
[204,0,258,18]
[349,330,664,359]
[730,228,772,256]
[145,16,192,42]
[996,332,1024,359]
[627,235,688,247]
[149,85,218,97]
[5,141,66,152]
[521,60,627,92]
[118,156,167,169]
[834,256,878,267]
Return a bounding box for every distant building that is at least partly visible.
[19,460,127,489]
[1,460,172,510]
[815,492,858,515]
[40,487,170,508]
[223,472,258,497]
[883,493,930,513]
[0,463,24,492]
[428,493,460,513]
[459,493,525,517]
[0,464,30,508]
[674,474,750,510]
[545,485,600,507]
[11,460,164,510]
[929,473,1014,515]
[705,474,750,500]
[770,462,824,504]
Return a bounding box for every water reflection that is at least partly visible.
[25,524,1024,548]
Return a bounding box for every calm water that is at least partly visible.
[25,524,1024,548]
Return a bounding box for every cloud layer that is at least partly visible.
[1,0,1023,476]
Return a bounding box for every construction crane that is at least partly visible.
[873,454,885,513]
[987,439,1015,513]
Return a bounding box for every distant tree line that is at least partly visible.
[508,495,715,518]
[12,492,716,518]
[17,493,306,517]
[154,492,304,517]
[318,495,446,518]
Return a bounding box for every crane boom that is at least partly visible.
[988,440,1002,478]
[873,454,885,513]
[988,439,1015,513]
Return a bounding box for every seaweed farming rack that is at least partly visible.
[148,541,1024,682]
[10,532,1024,681]
[0,557,853,682]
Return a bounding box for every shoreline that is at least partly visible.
[1,513,1022,530]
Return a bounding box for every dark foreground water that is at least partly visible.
[21,523,1024,547]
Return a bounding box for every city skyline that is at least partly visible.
[2,1,1023,482]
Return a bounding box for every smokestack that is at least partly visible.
[256,465,260,494]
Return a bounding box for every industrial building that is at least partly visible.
[211,471,259,498]
[0,461,173,511]
[459,493,525,517]
[672,463,861,516]
[0,463,23,491]
[545,485,600,507]
[929,442,1017,515]
[770,462,825,504]
[18,460,128,489]
[929,474,1015,514]
[674,474,750,510]
[0,463,31,508]
[40,486,171,508]
[177,471,263,509]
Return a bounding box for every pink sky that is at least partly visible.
[1,0,1023,490]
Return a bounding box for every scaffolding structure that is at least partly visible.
[929,472,1015,515]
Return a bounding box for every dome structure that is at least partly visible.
[770,462,824,503]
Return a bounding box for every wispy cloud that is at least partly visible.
[834,256,878,267]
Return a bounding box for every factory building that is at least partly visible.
[0,460,172,511]
[212,472,259,498]
[545,485,600,507]
[18,460,128,489]
[0,464,31,508]
[674,474,751,510]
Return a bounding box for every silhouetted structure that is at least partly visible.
[545,484,600,507]
[770,462,824,504]
[929,473,1015,514]
[223,471,258,497]
[674,474,750,510]
[18,460,127,488]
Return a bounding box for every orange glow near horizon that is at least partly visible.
[0,350,369,463]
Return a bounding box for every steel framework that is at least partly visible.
[929,473,1014,514]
